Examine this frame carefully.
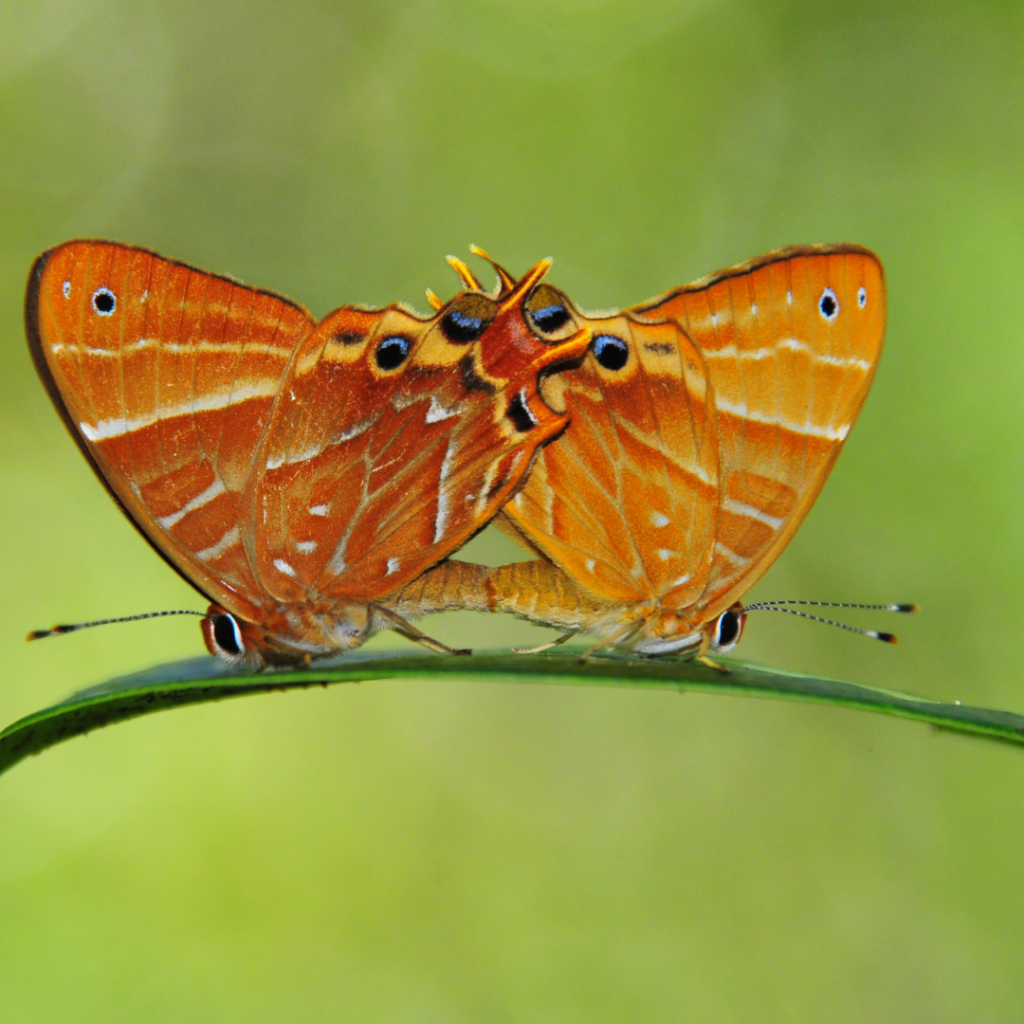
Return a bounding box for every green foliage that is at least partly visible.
[4,651,1022,778]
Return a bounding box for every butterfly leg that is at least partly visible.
[372,606,472,656]
[697,654,730,674]
[578,618,648,663]
[513,630,580,655]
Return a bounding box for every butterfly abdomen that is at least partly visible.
[389,558,608,631]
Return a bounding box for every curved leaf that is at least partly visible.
[3,649,1023,778]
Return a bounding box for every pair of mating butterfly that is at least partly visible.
[27,240,910,669]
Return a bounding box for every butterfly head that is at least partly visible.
[705,604,747,653]
[201,605,267,668]
[619,603,747,656]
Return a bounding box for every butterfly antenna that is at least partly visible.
[446,255,483,291]
[424,287,444,311]
[741,600,918,644]
[468,244,516,295]
[500,257,553,311]
[27,609,206,642]
[744,600,918,613]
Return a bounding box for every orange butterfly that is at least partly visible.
[392,245,888,659]
[27,241,590,667]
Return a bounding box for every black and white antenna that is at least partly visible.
[741,600,918,644]
[27,609,206,642]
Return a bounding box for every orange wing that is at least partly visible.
[636,245,885,618]
[250,267,591,604]
[501,245,885,622]
[502,313,718,609]
[27,240,315,622]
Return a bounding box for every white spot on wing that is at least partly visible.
[702,338,870,370]
[714,543,751,567]
[296,540,317,554]
[433,439,457,543]
[723,497,784,530]
[79,382,279,441]
[196,526,240,563]
[786,290,793,305]
[309,504,329,517]
[715,398,850,440]
[267,444,321,471]
[266,419,372,471]
[858,286,867,308]
[62,281,70,299]
[651,511,670,528]
[49,338,290,359]
[425,396,459,424]
[339,420,372,442]
[273,558,297,578]
[156,478,226,529]
[657,549,678,561]
[586,559,596,572]
[386,557,400,575]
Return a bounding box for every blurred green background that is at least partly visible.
[3,0,1024,1019]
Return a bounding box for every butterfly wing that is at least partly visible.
[250,279,592,604]
[27,240,315,620]
[633,245,886,618]
[501,311,720,609]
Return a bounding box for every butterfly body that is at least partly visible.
[394,245,886,658]
[28,241,591,666]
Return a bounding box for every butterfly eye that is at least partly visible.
[210,611,244,658]
[525,283,574,338]
[711,608,744,652]
[441,293,497,343]
[375,335,411,370]
[593,334,629,371]
[818,288,839,321]
[91,287,116,316]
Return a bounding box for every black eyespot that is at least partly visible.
[532,303,570,332]
[525,283,573,337]
[443,309,486,342]
[593,334,629,371]
[441,294,496,343]
[506,389,538,432]
[375,335,411,370]
[213,613,243,656]
[92,287,116,316]
[715,609,741,649]
[819,288,839,321]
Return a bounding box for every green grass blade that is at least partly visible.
[3,649,1023,777]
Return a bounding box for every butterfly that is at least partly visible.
[26,241,591,667]
[390,245,887,660]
